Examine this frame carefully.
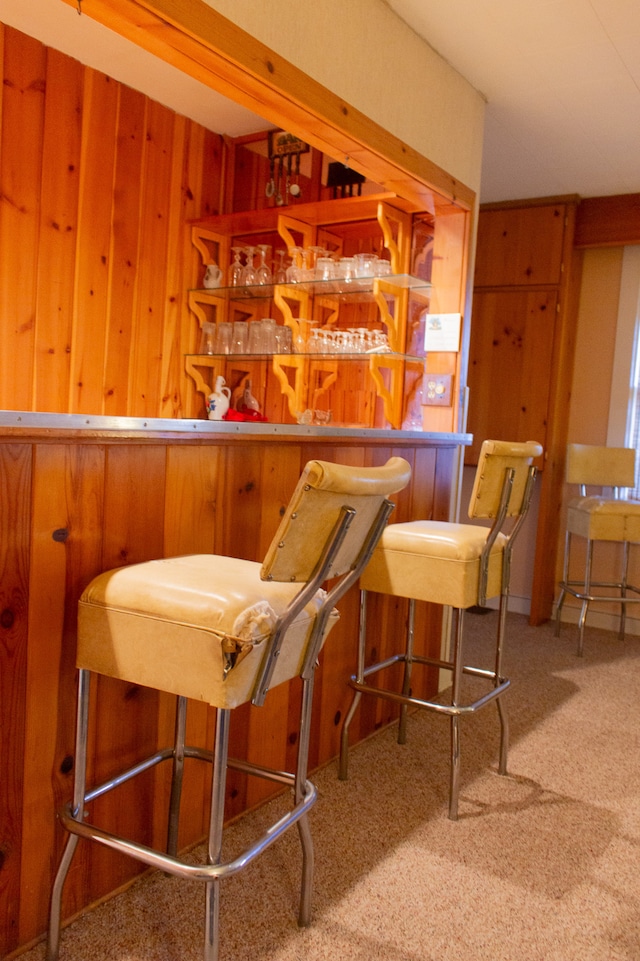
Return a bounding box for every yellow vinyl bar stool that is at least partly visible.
[339,439,542,820]
[47,456,411,961]
[555,443,640,656]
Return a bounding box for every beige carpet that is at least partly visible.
[21,612,640,961]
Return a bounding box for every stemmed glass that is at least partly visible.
[256,245,273,285]
[229,246,244,286]
[286,246,302,283]
[308,246,326,279]
[241,246,257,286]
[273,249,288,284]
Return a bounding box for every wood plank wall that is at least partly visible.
[0,24,222,421]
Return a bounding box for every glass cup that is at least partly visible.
[261,318,277,353]
[199,321,216,354]
[231,321,248,354]
[336,257,356,281]
[274,324,292,354]
[248,320,265,354]
[354,252,378,278]
[315,257,335,281]
[215,322,232,355]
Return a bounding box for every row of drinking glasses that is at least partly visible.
[227,245,393,287]
[307,327,389,354]
[199,320,389,356]
[286,248,392,283]
[199,319,292,355]
[229,246,280,286]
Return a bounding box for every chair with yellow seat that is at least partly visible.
[46,456,411,961]
[339,439,542,820]
[555,443,640,656]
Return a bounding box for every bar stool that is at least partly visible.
[555,443,640,656]
[339,439,541,820]
[47,456,411,961]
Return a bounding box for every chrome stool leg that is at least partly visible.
[338,591,368,781]
[398,599,416,745]
[204,708,230,961]
[577,540,594,657]
[448,610,464,821]
[295,675,316,926]
[620,541,630,640]
[47,669,91,961]
[167,695,187,858]
[555,530,571,636]
[495,592,509,776]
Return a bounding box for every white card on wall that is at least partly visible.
[424,313,462,352]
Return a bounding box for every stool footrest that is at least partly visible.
[59,776,316,882]
[559,579,640,604]
[348,674,510,717]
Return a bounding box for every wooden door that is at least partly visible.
[466,288,557,464]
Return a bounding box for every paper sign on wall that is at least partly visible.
[424,313,462,352]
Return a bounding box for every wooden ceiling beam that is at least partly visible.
[63,0,474,213]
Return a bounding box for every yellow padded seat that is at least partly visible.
[78,555,339,709]
[566,497,640,542]
[361,520,507,609]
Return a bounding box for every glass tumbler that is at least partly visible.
[199,322,216,354]
[231,321,249,354]
[215,322,232,355]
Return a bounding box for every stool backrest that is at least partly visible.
[566,443,636,494]
[254,456,411,704]
[261,457,412,582]
[468,439,543,520]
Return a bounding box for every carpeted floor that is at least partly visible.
[22,612,640,961]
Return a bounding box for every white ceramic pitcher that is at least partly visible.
[207,375,231,420]
[203,263,223,289]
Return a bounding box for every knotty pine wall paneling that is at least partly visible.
[0,444,32,948]
[0,23,222,420]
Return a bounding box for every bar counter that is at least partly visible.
[0,412,470,949]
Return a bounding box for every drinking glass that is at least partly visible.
[274,324,292,354]
[286,247,303,282]
[199,321,216,354]
[336,257,356,281]
[273,249,288,284]
[241,246,257,286]
[315,257,335,281]
[215,322,232,354]
[248,320,265,354]
[261,318,277,353]
[354,252,378,278]
[256,245,272,285]
[229,247,244,286]
[231,321,248,354]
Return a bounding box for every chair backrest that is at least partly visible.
[468,439,543,520]
[566,443,636,493]
[261,456,412,582]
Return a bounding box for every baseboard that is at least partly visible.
[482,594,531,617]
[554,603,640,638]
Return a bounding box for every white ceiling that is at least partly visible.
[386,0,640,202]
[3,0,640,204]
